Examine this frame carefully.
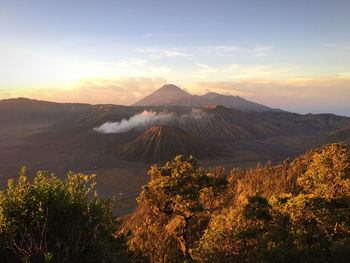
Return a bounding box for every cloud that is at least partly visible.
[338,72,350,79]
[1,77,167,105]
[195,62,218,75]
[323,43,337,48]
[135,48,190,58]
[226,65,302,78]
[115,58,149,67]
[254,53,267,57]
[253,46,273,52]
[191,62,301,79]
[210,45,246,53]
[205,45,272,57]
[142,33,182,38]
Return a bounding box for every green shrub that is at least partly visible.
[0,168,128,262]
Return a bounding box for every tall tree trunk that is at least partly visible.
[179,216,192,261]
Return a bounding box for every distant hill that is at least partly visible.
[327,126,350,144]
[0,97,90,123]
[133,84,283,112]
[116,125,221,162]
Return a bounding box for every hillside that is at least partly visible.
[116,125,221,162]
[202,92,282,112]
[164,95,214,107]
[177,105,279,140]
[170,105,350,140]
[0,97,90,123]
[1,97,350,199]
[327,126,350,144]
[62,104,350,141]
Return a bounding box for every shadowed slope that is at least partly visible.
[117,125,221,162]
[177,105,279,140]
[201,92,283,112]
[328,126,350,144]
[0,98,90,123]
[164,95,214,107]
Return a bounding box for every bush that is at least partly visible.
[0,168,128,263]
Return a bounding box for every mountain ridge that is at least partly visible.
[133,84,283,112]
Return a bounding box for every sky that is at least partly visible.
[0,0,350,115]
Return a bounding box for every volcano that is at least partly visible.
[133,84,282,112]
[116,125,221,162]
[132,84,190,106]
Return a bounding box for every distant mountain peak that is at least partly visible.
[158,84,186,92]
[133,84,190,106]
[204,92,220,96]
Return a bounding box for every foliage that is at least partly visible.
[297,143,350,198]
[121,143,350,262]
[194,143,350,263]
[2,143,350,262]
[0,168,129,263]
[123,155,228,262]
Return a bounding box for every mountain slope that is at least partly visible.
[201,92,282,112]
[116,125,221,162]
[176,106,279,140]
[0,97,91,123]
[133,84,282,112]
[327,126,350,144]
[133,84,190,106]
[172,106,350,140]
[164,95,213,107]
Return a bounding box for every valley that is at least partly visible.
[1,85,349,215]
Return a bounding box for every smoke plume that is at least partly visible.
[94,109,206,133]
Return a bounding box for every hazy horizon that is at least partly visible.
[1,0,349,115]
[2,85,350,117]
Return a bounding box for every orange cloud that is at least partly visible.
[0,77,167,105]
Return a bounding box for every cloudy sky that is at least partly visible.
[1,0,350,115]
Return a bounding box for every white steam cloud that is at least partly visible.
[94,109,206,133]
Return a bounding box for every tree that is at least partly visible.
[136,155,227,261]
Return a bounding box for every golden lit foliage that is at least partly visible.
[195,143,350,263]
[123,155,228,262]
[122,143,350,262]
[297,143,350,199]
